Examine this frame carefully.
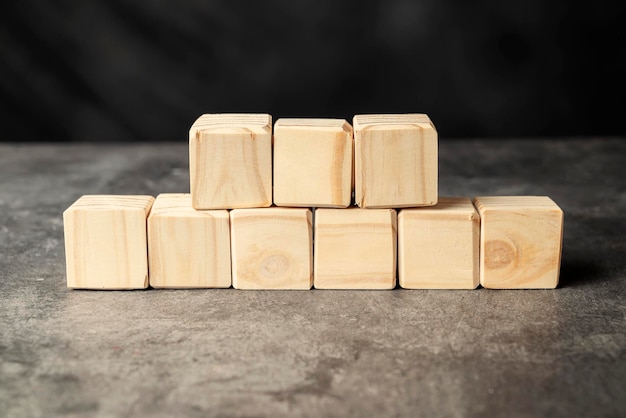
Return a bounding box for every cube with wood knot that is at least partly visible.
[473,196,564,289]
[230,208,312,289]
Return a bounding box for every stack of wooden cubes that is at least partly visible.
[63,113,564,290]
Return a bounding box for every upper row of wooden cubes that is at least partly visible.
[189,113,438,209]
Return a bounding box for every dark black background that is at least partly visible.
[1,0,624,141]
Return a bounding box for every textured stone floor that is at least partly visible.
[1,139,624,417]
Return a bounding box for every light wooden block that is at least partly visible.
[353,114,438,208]
[189,113,272,209]
[314,208,397,289]
[473,196,564,289]
[273,118,353,208]
[147,194,231,288]
[63,195,154,289]
[230,208,312,289]
[398,197,480,289]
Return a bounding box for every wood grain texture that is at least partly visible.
[398,197,479,289]
[147,193,231,288]
[353,114,438,208]
[63,195,154,289]
[473,196,564,289]
[189,113,272,209]
[314,208,397,289]
[273,118,353,208]
[230,208,312,289]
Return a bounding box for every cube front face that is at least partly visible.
[273,119,353,208]
[63,195,154,289]
[314,208,397,289]
[148,194,231,288]
[230,208,312,289]
[398,198,479,289]
[354,114,438,209]
[189,114,272,209]
[474,196,564,289]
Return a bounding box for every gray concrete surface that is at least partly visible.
[0,139,625,418]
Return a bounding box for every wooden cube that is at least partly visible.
[353,114,438,208]
[63,195,154,289]
[273,118,353,207]
[189,113,272,209]
[398,197,480,289]
[314,208,397,289]
[230,208,312,289]
[473,196,564,289]
[147,194,231,288]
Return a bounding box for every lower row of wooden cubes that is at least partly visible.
[63,194,563,290]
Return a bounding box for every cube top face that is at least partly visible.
[315,207,396,225]
[404,196,480,217]
[189,113,272,210]
[190,113,272,135]
[473,196,561,212]
[148,194,231,288]
[273,118,353,208]
[473,196,564,289]
[314,208,397,289]
[275,118,353,132]
[353,114,435,131]
[150,193,229,220]
[63,195,154,289]
[64,195,155,213]
[230,208,312,290]
[353,114,438,208]
[398,197,479,289]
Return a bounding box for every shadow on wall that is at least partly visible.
[1,0,625,142]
